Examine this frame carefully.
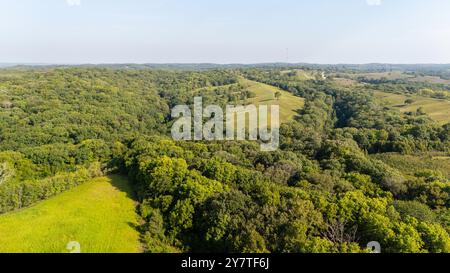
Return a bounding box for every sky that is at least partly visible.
[1,0,450,64]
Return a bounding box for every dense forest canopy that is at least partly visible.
[0,65,449,253]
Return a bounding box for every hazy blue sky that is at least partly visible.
[1,0,450,64]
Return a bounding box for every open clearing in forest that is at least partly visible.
[0,176,141,253]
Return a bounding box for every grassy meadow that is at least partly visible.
[372,153,450,180]
[335,71,450,85]
[239,78,305,122]
[373,91,450,124]
[280,69,319,81]
[0,176,141,253]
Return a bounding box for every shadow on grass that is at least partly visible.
[393,104,407,108]
[108,175,146,252]
[107,174,138,201]
[259,98,276,103]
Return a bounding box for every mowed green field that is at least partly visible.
[0,176,141,253]
[240,78,305,122]
[373,91,450,124]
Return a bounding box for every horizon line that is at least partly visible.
[2,62,450,66]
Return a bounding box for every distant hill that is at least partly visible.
[2,63,450,72]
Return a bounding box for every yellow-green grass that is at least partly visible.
[336,71,450,85]
[239,78,305,122]
[281,69,318,81]
[432,156,450,161]
[372,153,450,179]
[409,75,450,85]
[355,71,413,81]
[373,91,450,124]
[0,175,141,253]
[331,77,360,87]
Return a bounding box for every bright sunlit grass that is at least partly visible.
[239,78,305,122]
[0,175,141,253]
[373,91,450,125]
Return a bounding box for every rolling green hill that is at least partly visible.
[0,176,141,253]
[372,153,450,180]
[0,67,449,253]
[373,91,450,124]
[239,78,305,122]
[281,69,319,81]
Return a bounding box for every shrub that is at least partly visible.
[0,163,102,214]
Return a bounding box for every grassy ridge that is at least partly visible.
[334,71,450,85]
[240,78,305,122]
[372,153,450,180]
[280,69,318,81]
[373,91,450,124]
[0,176,141,253]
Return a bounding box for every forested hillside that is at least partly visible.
[0,66,449,253]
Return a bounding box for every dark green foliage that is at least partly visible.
[0,67,449,253]
[0,163,101,213]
